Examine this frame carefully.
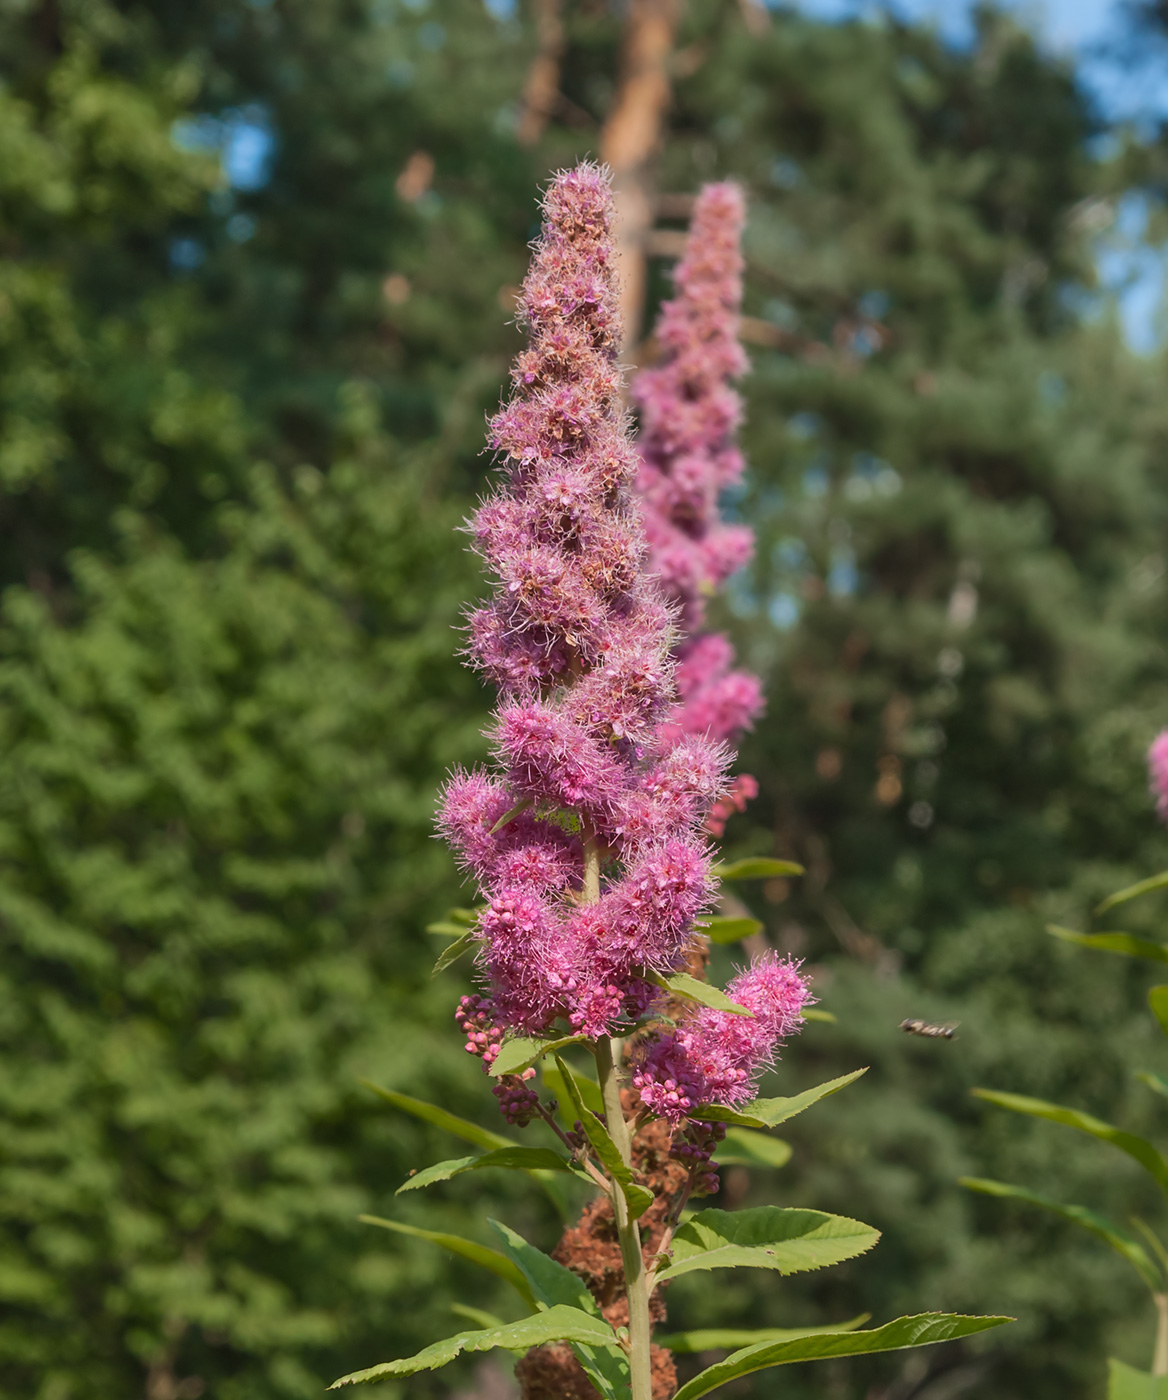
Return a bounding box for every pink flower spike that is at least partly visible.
[1150,730,1168,823]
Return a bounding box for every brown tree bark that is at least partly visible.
[599,0,682,355]
[516,0,566,147]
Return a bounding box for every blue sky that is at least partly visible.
[793,0,1168,350]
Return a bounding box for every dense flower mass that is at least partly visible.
[633,181,764,751]
[439,163,729,1044]
[632,954,813,1123]
[438,163,809,1127]
[1150,730,1168,823]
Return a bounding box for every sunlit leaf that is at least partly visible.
[361,1082,512,1151]
[1108,1357,1168,1399]
[716,857,804,881]
[960,1178,1162,1292]
[328,1305,620,1387]
[670,1314,1012,1400]
[714,1128,792,1169]
[397,1147,576,1195]
[1150,987,1168,1042]
[692,1069,868,1129]
[650,971,752,1016]
[657,1316,869,1353]
[1096,871,1168,915]
[1138,1072,1168,1102]
[357,1216,533,1307]
[703,916,764,945]
[490,1033,588,1078]
[1049,926,1168,965]
[972,1089,1168,1197]
[655,1206,879,1281]
[554,1054,654,1219]
[802,1008,837,1024]
[431,927,476,976]
[490,1220,631,1400]
[425,921,469,938]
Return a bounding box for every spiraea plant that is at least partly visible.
[966,731,1168,1397]
[334,163,1007,1398]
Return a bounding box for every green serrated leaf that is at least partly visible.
[554,1054,654,1219]
[361,1082,513,1151]
[657,1315,870,1353]
[650,971,753,1016]
[357,1216,534,1307]
[1049,926,1168,964]
[490,1033,589,1078]
[1151,987,1168,1042]
[972,1089,1168,1197]
[692,1068,868,1129]
[328,1305,620,1387]
[704,916,764,945]
[451,1303,506,1331]
[1096,871,1168,916]
[1108,1357,1168,1399]
[397,1147,575,1195]
[714,1128,793,1169]
[670,1313,1012,1400]
[656,1206,879,1281]
[716,857,804,881]
[489,1220,631,1400]
[959,1178,1163,1292]
[432,926,476,976]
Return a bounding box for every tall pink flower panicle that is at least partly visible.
[633,181,763,776]
[1150,731,1168,823]
[632,953,813,1124]
[439,163,731,1058]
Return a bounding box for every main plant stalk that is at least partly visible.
[583,826,653,1400]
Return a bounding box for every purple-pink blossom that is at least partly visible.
[632,182,763,756]
[632,953,814,1124]
[1150,730,1168,823]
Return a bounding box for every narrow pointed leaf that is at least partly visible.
[1049,926,1168,965]
[329,1305,620,1387]
[451,1303,506,1331]
[1108,1358,1168,1399]
[959,1178,1162,1292]
[1150,987,1168,1041]
[1096,871,1168,915]
[657,1315,870,1353]
[432,927,477,976]
[357,1216,534,1307]
[802,1008,837,1024]
[650,971,752,1016]
[447,907,479,925]
[692,1068,868,1129]
[972,1089,1168,1197]
[426,921,470,938]
[554,1054,654,1219]
[489,798,533,834]
[714,1129,792,1169]
[361,1082,512,1151]
[543,1061,605,1117]
[670,1313,1012,1400]
[704,916,764,945]
[716,858,805,881]
[490,1033,589,1078]
[1138,1072,1168,1102]
[655,1206,879,1281]
[490,1220,631,1400]
[397,1147,575,1195]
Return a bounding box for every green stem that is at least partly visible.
[580,820,652,1400]
[1154,1292,1168,1377]
[597,1035,653,1400]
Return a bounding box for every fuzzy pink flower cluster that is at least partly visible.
[1150,731,1168,823]
[440,164,728,1042]
[633,954,813,1124]
[633,182,764,752]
